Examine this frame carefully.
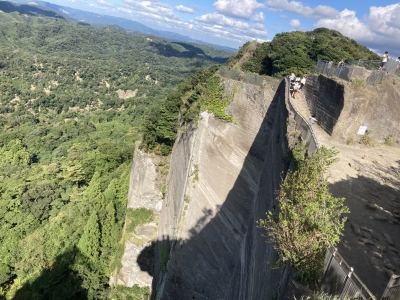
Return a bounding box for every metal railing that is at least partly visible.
[320,246,376,300]
[381,275,400,300]
[219,66,271,86]
[315,59,400,85]
[286,78,319,155]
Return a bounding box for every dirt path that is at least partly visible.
[290,88,400,297]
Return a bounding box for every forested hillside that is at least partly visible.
[0,11,226,299]
[230,28,381,77]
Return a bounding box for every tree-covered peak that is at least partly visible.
[237,28,380,77]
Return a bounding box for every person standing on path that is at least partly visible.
[326,60,333,76]
[308,115,317,126]
[336,59,344,76]
[294,76,306,96]
[379,52,389,70]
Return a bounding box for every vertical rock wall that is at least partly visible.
[303,75,344,135]
[151,78,292,299]
[111,148,163,288]
[304,74,400,142]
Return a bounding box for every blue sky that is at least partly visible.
[32,0,400,55]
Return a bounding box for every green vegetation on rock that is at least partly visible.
[202,76,234,122]
[140,64,224,154]
[258,144,349,288]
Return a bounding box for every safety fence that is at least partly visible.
[219,66,271,86]
[286,78,319,155]
[320,246,376,300]
[381,275,400,300]
[315,59,400,85]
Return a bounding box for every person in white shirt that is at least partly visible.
[379,51,389,70]
[308,115,317,126]
[289,72,295,82]
[291,81,301,98]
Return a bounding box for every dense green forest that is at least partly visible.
[0,11,228,299]
[230,28,381,76]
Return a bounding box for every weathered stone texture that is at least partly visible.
[152,79,291,299]
[304,74,400,143]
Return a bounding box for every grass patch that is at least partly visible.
[384,134,395,146]
[193,164,199,181]
[184,195,190,203]
[126,208,154,233]
[202,76,234,122]
[351,77,366,89]
[346,137,354,145]
[359,131,377,146]
[109,284,150,300]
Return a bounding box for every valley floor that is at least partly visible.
[290,86,400,297]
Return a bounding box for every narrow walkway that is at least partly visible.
[290,85,400,297]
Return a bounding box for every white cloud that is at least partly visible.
[124,0,178,20]
[289,19,300,29]
[314,9,373,41]
[196,13,250,29]
[175,5,194,14]
[117,7,133,14]
[313,4,400,55]
[252,11,264,22]
[265,0,339,19]
[194,12,268,43]
[98,0,114,6]
[213,0,264,19]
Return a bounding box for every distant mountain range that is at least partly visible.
[3,0,237,53]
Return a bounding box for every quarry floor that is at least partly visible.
[290,90,400,297]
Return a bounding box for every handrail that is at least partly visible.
[286,77,319,152]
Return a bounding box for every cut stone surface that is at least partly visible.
[351,223,361,235]
[383,233,395,246]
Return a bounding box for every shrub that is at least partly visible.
[258,145,349,288]
[384,134,395,146]
[346,137,354,145]
[359,131,377,146]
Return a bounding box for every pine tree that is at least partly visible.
[101,201,116,253]
[78,212,100,263]
[84,171,102,202]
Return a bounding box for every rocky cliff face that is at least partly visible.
[150,78,293,299]
[111,148,163,288]
[304,74,400,143]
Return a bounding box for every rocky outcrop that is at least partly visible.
[150,78,292,299]
[304,74,400,143]
[111,148,163,288]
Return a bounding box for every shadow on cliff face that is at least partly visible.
[328,167,400,298]
[304,75,344,135]
[13,249,87,300]
[137,79,294,299]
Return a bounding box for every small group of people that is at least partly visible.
[288,72,306,98]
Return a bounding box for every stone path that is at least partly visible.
[290,86,400,297]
